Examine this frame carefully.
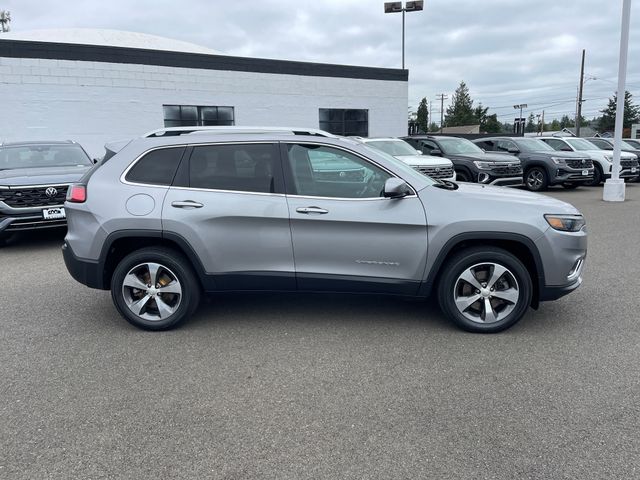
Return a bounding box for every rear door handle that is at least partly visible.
[171,200,204,209]
[296,206,329,214]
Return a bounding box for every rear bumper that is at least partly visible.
[62,241,107,290]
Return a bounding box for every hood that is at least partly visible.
[583,149,637,160]
[395,154,453,167]
[527,150,587,159]
[449,182,580,214]
[0,165,91,186]
[446,152,519,162]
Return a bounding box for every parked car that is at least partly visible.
[623,138,640,149]
[402,135,523,186]
[473,137,594,191]
[585,137,640,158]
[0,140,94,245]
[63,127,587,333]
[354,137,456,181]
[539,136,639,185]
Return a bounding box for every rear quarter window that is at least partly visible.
[125,147,186,185]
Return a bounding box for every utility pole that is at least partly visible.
[0,10,11,32]
[576,49,585,137]
[429,100,433,131]
[436,93,448,133]
[540,110,545,136]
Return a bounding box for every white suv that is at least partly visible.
[539,136,639,185]
[356,137,456,182]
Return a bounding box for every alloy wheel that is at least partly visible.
[453,262,520,324]
[122,262,183,321]
[526,170,544,189]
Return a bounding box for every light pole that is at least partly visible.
[384,1,424,69]
[603,0,632,202]
[513,104,527,135]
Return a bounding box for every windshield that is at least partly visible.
[515,138,554,152]
[366,140,419,157]
[0,144,92,170]
[565,138,599,151]
[625,139,640,148]
[437,138,484,155]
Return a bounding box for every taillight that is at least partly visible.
[67,184,86,203]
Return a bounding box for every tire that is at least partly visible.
[561,183,580,189]
[437,247,533,333]
[524,167,548,191]
[583,164,603,186]
[455,169,471,182]
[0,232,12,247]
[110,247,201,331]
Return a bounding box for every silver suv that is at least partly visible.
[63,128,587,333]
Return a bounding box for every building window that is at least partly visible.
[319,109,369,137]
[163,105,235,127]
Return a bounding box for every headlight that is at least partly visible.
[551,156,566,165]
[604,155,613,162]
[544,214,586,232]
[473,161,495,170]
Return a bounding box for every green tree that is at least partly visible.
[416,97,429,134]
[559,115,574,129]
[525,113,536,133]
[428,121,439,132]
[599,91,640,132]
[444,81,476,127]
[549,119,561,131]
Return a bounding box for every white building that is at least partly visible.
[0,29,408,157]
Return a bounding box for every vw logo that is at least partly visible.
[435,167,440,173]
[581,159,586,165]
[45,187,58,198]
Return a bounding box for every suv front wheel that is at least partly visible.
[524,167,548,191]
[437,247,533,333]
[111,247,201,330]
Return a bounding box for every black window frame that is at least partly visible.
[319,108,369,137]
[163,105,235,128]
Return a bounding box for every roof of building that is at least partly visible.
[0,28,407,82]
[0,28,221,55]
[440,125,481,134]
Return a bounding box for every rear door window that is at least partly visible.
[188,143,282,193]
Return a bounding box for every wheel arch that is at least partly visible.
[420,232,544,308]
[98,230,210,291]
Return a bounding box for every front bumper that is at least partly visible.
[552,167,594,184]
[62,241,107,290]
[0,207,67,234]
[539,276,583,301]
[484,175,523,187]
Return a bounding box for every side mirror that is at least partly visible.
[431,149,443,156]
[508,147,520,154]
[383,178,412,198]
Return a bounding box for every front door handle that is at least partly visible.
[296,206,329,215]
[171,200,204,209]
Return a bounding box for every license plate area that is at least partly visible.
[42,207,66,220]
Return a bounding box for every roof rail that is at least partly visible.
[142,126,337,138]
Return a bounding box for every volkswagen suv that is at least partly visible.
[63,127,587,333]
[0,141,94,245]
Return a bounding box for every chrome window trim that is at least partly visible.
[119,140,420,199]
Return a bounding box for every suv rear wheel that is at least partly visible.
[437,247,533,333]
[111,247,201,330]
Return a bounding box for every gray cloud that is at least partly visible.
[3,0,639,121]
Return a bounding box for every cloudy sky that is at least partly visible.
[3,0,640,123]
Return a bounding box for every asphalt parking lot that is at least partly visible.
[1,184,639,479]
